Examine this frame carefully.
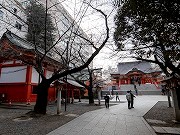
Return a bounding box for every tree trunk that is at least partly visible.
[88,87,94,104]
[171,86,180,122]
[98,90,101,105]
[167,90,172,107]
[88,73,94,104]
[34,79,51,114]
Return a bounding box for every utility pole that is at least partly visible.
[65,41,69,111]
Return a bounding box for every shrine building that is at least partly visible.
[110,61,163,86]
[0,31,84,104]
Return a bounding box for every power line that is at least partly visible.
[1,67,27,74]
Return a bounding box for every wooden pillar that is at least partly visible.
[142,78,144,84]
[26,65,32,104]
[118,79,121,87]
[71,89,74,103]
[68,88,70,103]
[78,89,81,102]
[128,78,130,84]
[0,63,2,77]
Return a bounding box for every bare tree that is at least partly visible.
[70,66,103,104]
[0,0,109,114]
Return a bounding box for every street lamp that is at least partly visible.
[54,80,63,114]
[65,41,69,111]
[57,85,62,114]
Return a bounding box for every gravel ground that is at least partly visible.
[1,100,179,135]
[144,101,180,135]
[0,100,112,135]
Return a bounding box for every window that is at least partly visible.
[13,8,17,14]
[0,10,4,19]
[21,0,30,8]
[15,21,22,30]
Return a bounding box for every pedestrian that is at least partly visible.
[161,85,166,95]
[130,90,136,108]
[116,92,120,102]
[138,78,141,86]
[104,93,110,108]
[126,91,131,109]
[134,84,138,95]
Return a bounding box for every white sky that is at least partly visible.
[61,0,133,70]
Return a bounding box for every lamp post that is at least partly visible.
[57,85,62,114]
[65,41,69,111]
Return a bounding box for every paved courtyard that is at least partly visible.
[47,95,168,135]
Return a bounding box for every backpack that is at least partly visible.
[126,93,131,101]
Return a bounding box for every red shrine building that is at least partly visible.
[0,0,94,104]
[110,61,163,86]
[0,31,84,104]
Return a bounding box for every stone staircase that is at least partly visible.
[102,84,162,96]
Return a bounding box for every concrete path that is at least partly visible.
[47,95,167,135]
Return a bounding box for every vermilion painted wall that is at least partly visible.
[0,62,57,103]
[0,61,80,104]
[0,83,27,102]
[48,86,56,102]
[0,83,56,103]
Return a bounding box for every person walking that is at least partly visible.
[104,93,110,108]
[126,91,131,109]
[116,92,120,102]
[130,90,136,108]
[134,84,138,95]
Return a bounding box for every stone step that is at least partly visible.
[101,90,162,96]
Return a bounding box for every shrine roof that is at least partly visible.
[66,79,84,88]
[0,30,62,67]
[4,30,34,50]
[57,78,84,88]
[2,30,55,58]
[117,61,160,74]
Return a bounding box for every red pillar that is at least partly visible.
[128,78,130,84]
[118,79,121,86]
[26,65,32,103]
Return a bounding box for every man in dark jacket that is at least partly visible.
[104,93,110,108]
[130,90,136,108]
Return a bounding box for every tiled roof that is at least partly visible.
[5,30,34,50]
[0,30,63,70]
[117,61,157,74]
[1,30,61,63]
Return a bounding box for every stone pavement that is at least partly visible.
[47,95,174,135]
